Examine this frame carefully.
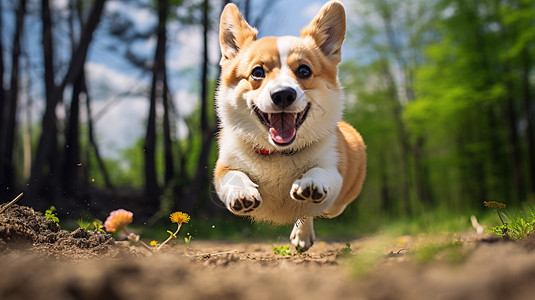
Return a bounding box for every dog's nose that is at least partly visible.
[271,88,296,108]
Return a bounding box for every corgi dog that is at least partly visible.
[214,1,366,251]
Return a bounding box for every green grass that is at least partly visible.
[412,240,465,264]
[60,208,479,244]
[58,201,535,247]
[481,200,535,240]
[273,245,291,256]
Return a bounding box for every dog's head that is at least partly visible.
[217,1,346,152]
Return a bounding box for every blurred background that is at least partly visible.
[0,0,534,236]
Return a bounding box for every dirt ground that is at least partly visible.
[2,204,535,300]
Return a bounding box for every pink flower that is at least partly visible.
[104,209,133,232]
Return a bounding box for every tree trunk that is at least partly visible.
[487,107,508,202]
[163,79,174,185]
[377,0,428,212]
[144,78,159,204]
[381,62,411,215]
[27,0,106,204]
[144,0,169,207]
[521,50,535,198]
[62,70,83,197]
[84,77,112,188]
[0,0,4,137]
[200,0,209,134]
[181,0,215,213]
[0,0,26,200]
[504,87,524,203]
[22,47,33,182]
[378,150,391,214]
[412,136,433,206]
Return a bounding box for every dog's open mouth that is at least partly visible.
[254,103,311,146]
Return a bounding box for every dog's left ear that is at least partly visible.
[300,1,346,63]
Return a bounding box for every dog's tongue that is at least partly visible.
[269,113,296,144]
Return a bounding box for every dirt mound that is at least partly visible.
[2,204,535,300]
[0,204,115,257]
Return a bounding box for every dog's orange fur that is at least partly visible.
[331,122,367,216]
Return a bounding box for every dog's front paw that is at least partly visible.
[290,178,328,203]
[219,171,262,214]
[226,187,262,214]
[221,179,262,215]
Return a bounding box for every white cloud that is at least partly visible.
[304,3,324,20]
[85,62,148,101]
[91,88,200,157]
[91,96,148,158]
[173,89,198,117]
[84,62,201,158]
[167,27,220,70]
[83,63,150,157]
[105,1,156,31]
[51,0,69,10]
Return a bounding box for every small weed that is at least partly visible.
[339,242,353,257]
[273,245,292,256]
[76,219,106,233]
[45,206,59,223]
[488,217,534,240]
[484,201,535,240]
[92,220,106,233]
[184,233,193,245]
[76,219,91,230]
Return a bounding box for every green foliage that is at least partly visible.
[273,245,291,256]
[342,0,535,220]
[488,217,534,240]
[413,241,465,264]
[45,206,59,223]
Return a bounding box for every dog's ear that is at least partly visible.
[219,3,257,63]
[300,1,346,63]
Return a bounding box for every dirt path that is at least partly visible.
[2,204,535,300]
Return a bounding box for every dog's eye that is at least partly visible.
[251,67,265,80]
[296,65,312,79]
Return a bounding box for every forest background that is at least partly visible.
[0,0,534,235]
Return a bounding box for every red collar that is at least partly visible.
[253,145,297,156]
[254,145,277,155]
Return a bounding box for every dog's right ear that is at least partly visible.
[219,4,257,63]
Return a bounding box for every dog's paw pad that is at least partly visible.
[231,200,243,211]
[227,191,262,214]
[290,179,328,203]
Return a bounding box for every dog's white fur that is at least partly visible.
[214,1,366,251]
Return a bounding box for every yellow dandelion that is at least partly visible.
[170,212,190,224]
[104,209,133,232]
[483,201,506,209]
[150,240,157,247]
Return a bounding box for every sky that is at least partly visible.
[3,0,356,159]
[84,0,347,159]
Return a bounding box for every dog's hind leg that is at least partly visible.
[290,217,315,251]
